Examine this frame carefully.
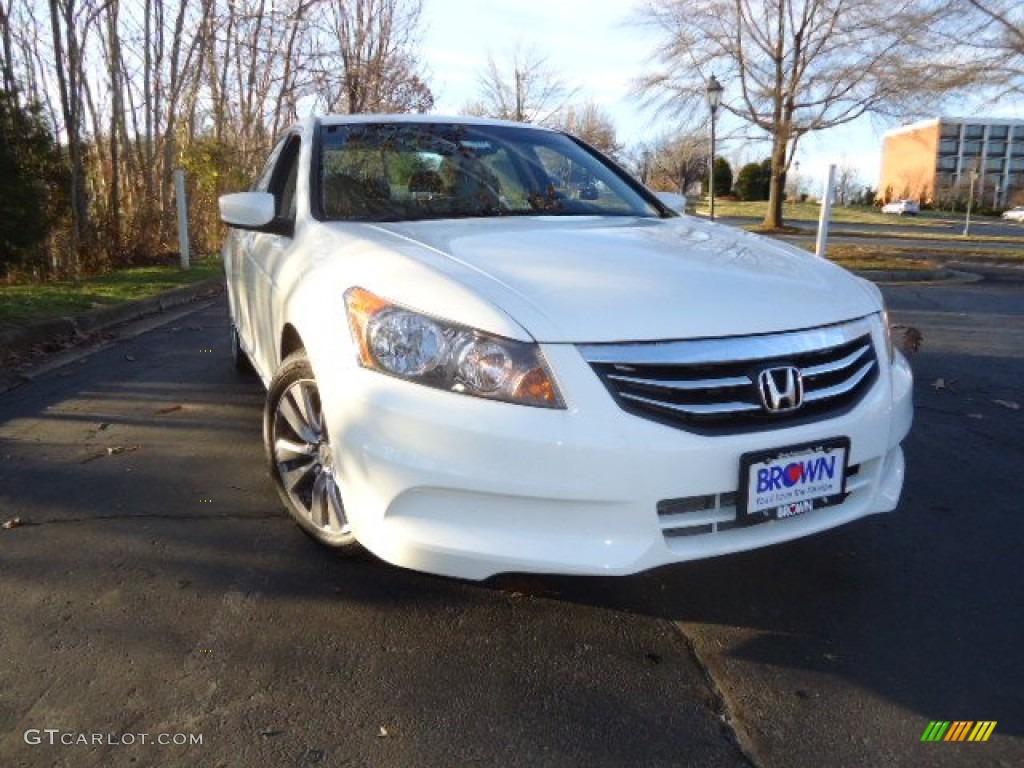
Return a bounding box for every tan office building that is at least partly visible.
[879,118,1024,208]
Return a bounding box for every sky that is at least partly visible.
[419,0,1023,192]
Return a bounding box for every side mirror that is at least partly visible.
[219,192,277,230]
[655,191,687,214]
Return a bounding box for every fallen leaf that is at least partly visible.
[107,445,139,456]
[931,378,956,392]
[125,354,136,362]
[157,404,183,415]
[378,726,389,738]
[895,326,923,354]
[81,445,140,463]
[2,517,21,529]
[992,399,1020,410]
[98,423,110,430]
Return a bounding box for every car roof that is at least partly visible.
[313,113,559,133]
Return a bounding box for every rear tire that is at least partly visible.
[264,351,362,553]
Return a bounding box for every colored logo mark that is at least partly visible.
[921,721,997,742]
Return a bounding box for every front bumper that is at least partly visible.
[321,336,913,581]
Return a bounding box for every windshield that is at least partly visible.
[317,122,661,222]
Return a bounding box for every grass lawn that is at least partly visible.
[808,243,1023,271]
[0,256,223,330]
[696,199,981,228]
[811,245,940,272]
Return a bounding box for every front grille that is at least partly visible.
[579,318,879,435]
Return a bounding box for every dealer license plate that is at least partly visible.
[738,438,849,522]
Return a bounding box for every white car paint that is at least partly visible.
[221,115,913,580]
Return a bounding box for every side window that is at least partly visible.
[253,139,287,192]
[268,135,301,224]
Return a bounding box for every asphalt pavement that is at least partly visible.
[0,300,746,768]
[1,270,1022,767]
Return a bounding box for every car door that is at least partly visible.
[240,134,302,379]
[227,137,287,367]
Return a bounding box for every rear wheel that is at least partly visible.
[264,351,361,552]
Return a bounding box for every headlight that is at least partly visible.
[345,287,565,409]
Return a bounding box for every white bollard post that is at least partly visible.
[174,168,190,270]
[815,164,837,258]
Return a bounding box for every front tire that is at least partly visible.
[264,351,361,553]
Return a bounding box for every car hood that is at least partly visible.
[364,216,879,344]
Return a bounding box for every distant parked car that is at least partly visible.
[1002,206,1024,223]
[881,199,920,216]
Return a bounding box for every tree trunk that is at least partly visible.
[0,1,16,95]
[47,0,87,276]
[107,0,122,260]
[764,133,788,229]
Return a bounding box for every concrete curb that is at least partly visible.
[851,267,982,284]
[0,276,225,360]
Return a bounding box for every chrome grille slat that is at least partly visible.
[620,392,761,416]
[606,373,752,392]
[801,344,871,378]
[581,318,880,435]
[803,361,876,403]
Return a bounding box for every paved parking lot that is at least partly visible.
[1,272,1021,767]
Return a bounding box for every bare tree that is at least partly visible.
[634,0,985,229]
[469,46,575,124]
[4,0,435,274]
[0,0,15,95]
[637,132,709,196]
[957,1,1024,95]
[555,101,620,156]
[834,161,861,205]
[47,0,92,272]
[318,0,433,114]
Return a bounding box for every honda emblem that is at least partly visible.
[758,366,804,413]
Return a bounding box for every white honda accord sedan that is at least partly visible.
[219,115,913,580]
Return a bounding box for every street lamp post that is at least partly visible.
[963,168,978,237]
[706,74,723,221]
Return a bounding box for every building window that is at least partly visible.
[1009,158,1024,172]
[937,156,957,171]
[940,123,961,139]
[988,125,1009,140]
[963,140,983,155]
[939,139,959,154]
[964,124,984,139]
[1011,142,1024,157]
[988,141,1007,157]
[985,157,1004,172]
